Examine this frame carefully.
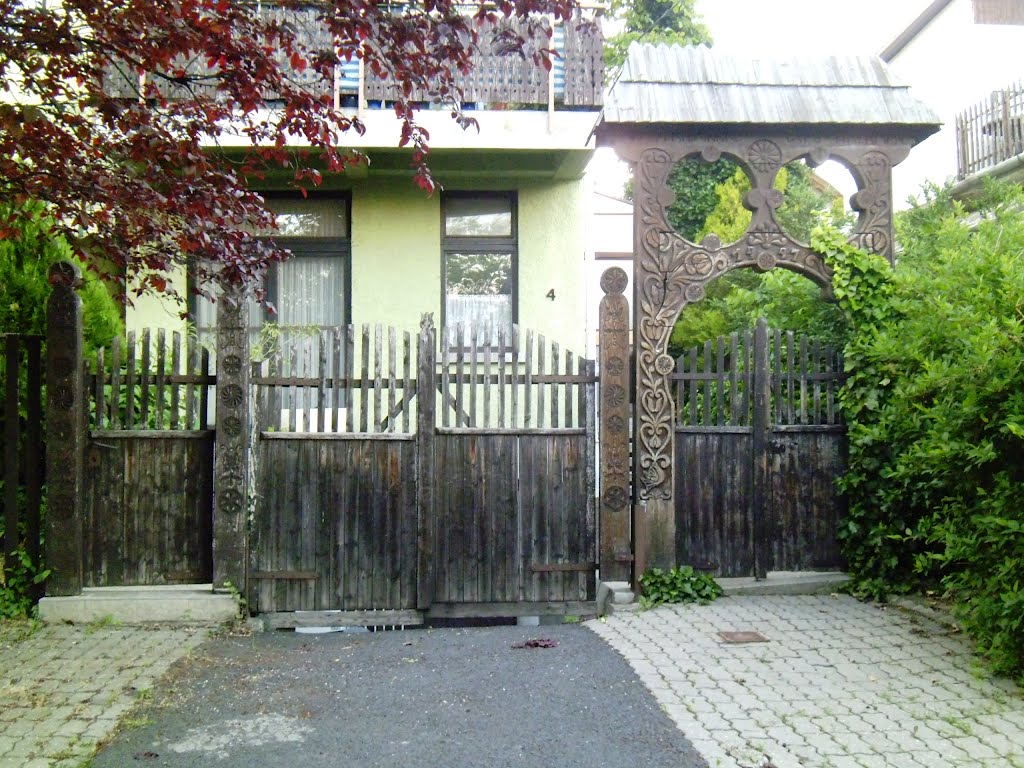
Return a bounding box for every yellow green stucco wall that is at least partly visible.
[128,175,587,354]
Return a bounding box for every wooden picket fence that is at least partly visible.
[673,327,843,428]
[1,334,44,600]
[87,329,214,431]
[956,80,1024,180]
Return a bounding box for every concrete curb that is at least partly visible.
[717,570,850,596]
[38,585,239,625]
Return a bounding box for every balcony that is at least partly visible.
[956,81,1024,179]
[103,5,604,113]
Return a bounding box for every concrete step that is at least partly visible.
[38,584,239,625]
[718,571,850,596]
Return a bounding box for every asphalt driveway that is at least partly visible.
[92,622,707,768]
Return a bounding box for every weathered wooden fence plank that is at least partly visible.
[83,433,213,586]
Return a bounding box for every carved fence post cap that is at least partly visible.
[600,267,629,296]
[48,260,82,288]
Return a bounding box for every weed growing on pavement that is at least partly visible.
[0,614,42,644]
[941,714,973,736]
[638,566,723,608]
[122,714,154,730]
[84,614,119,634]
[221,580,248,621]
[0,546,49,618]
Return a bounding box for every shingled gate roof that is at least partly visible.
[602,43,940,140]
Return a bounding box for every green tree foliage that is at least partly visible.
[668,162,849,355]
[0,205,124,616]
[663,158,737,242]
[0,203,123,353]
[695,166,752,243]
[819,182,1024,679]
[604,0,710,69]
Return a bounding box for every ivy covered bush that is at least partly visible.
[816,183,1024,679]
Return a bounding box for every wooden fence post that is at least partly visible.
[415,313,436,610]
[598,267,632,584]
[45,261,84,595]
[752,318,770,581]
[213,285,250,596]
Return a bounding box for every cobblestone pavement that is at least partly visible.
[0,621,207,768]
[587,595,1024,768]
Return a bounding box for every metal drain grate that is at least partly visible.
[718,631,769,644]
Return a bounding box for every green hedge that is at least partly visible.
[816,183,1024,679]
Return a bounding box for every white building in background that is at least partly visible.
[880,0,1024,205]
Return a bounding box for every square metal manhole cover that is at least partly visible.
[718,631,769,644]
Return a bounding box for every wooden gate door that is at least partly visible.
[673,319,846,578]
[428,326,597,616]
[82,330,215,587]
[249,324,420,619]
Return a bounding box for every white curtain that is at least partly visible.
[446,294,512,347]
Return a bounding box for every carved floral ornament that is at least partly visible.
[623,136,906,500]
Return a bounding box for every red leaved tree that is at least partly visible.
[0,0,580,301]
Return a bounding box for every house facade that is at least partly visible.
[129,11,603,357]
[880,0,1024,204]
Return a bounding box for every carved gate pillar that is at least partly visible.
[45,262,85,595]
[213,285,251,595]
[598,268,632,583]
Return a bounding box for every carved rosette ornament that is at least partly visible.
[598,267,632,582]
[214,287,251,593]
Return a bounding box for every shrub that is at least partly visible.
[638,565,723,608]
[817,181,1024,679]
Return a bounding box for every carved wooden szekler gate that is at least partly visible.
[595,44,939,574]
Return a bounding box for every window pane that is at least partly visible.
[445,251,512,340]
[446,294,513,340]
[264,198,348,237]
[445,252,512,296]
[445,197,512,237]
[275,255,346,328]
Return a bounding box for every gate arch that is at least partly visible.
[596,44,940,571]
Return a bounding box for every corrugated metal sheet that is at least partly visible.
[604,44,940,128]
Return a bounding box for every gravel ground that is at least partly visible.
[92,622,707,768]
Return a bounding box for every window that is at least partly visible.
[442,192,516,346]
[193,195,351,354]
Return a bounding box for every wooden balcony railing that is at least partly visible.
[104,5,603,110]
[956,82,1024,179]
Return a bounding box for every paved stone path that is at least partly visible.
[587,595,1024,768]
[0,621,207,768]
